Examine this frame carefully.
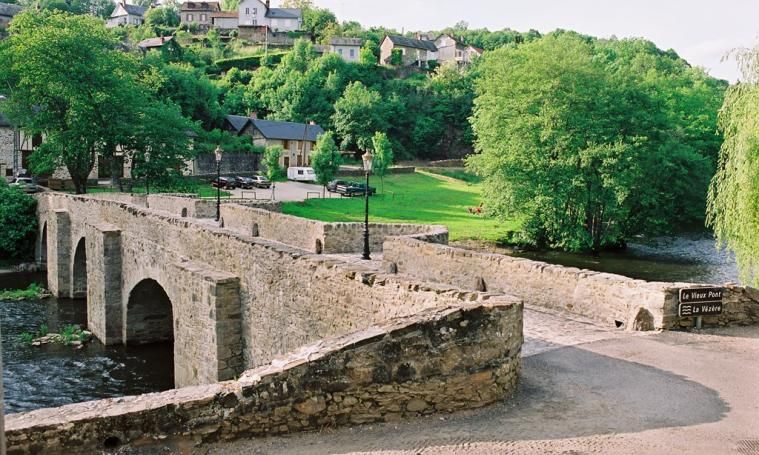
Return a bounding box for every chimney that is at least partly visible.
[308,120,316,126]
[248,111,258,119]
[265,0,270,9]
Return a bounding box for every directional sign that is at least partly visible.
[679,287,724,317]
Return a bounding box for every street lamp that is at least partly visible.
[144,152,151,196]
[215,146,223,223]
[362,150,373,261]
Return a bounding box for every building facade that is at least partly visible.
[237,0,301,31]
[434,34,482,65]
[106,3,147,28]
[380,35,438,67]
[180,1,221,30]
[225,115,324,168]
[329,37,363,62]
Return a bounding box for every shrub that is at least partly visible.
[0,181,38,260]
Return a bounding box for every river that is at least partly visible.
[1,296,174,414]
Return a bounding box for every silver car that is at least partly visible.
[10,177,38,194]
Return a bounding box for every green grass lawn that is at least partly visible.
[282,172,518,242]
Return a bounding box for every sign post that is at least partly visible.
[679,287,724,328]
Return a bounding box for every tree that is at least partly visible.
[468,33,724,253]
[280,0,313,7]
[0,180,37,260]
[390,48,403,66]
[303,7,337,44]
[144,6,180,28]
[263,145,285,182]
[371,131,393,192]
[332,81,388,153]
[359,39,379,65]
[0,11,146,194]
[707,47,759,286]
[310,131,342,196]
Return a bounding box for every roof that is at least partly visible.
[225,115,324,142]
[180,1,220,11]
[330,37,363,47]
[265,8,301,19]
[112,3,147,17]
[137,36,175,49]
[211,11,238,17]
[0,3,22,17]
[385,35,437,52]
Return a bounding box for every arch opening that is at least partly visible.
[72,238,87,299]
[126,279,174,346]
[38,223,47,264]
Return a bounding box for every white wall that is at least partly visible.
[238,0,267,26]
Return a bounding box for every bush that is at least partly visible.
[213,52,286,72]
[0,181,38,260]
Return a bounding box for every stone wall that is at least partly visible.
[0,126,14,179]
[192,152,260,175]
[383,236,759,330]
[5,301,523,455]
[220,203,446,253]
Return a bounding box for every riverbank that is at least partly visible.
[0,264,46,292]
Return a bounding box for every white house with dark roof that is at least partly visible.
[329,37,363,62]
[380,35,438,67]
[434,34,482,65]
[237,0,302,31]
[225,114,324,168]
[107,2,148,27]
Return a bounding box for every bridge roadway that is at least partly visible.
[200,304,759,455]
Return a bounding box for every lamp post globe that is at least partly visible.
[362,151,373,261]
[215,146,223,223]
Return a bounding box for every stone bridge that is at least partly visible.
[35,193,451,388]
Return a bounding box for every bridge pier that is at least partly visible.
[46,210,71,298]
[85,223,123,345]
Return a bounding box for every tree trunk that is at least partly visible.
[71,174,87,194]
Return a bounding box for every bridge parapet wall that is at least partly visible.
[220,203,446,253]
[383,236,759,330]
[5,300,522,454]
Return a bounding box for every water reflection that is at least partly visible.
[512,234,740,284]
[1,298,174,414]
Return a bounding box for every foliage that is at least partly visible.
[371,131,393,192]
[262,145,285,181]
[0,283,45,301]
[389,48,403,66]
[214,52,286,72]
[469,33,726,253]
[332,81,387,151]
[283,173,518,242]
[145,6,180,28]
[0,180,38,260]
[310,131,342,193]
[707,47,759,285]
[359,40,379,65]
[302,7,338,44]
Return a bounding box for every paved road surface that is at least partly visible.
[200,308,759,455]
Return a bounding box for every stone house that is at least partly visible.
[211,11,239,30]
[0,3,22,29]
[434,34,483,65]
[238,0,302,31]
[107,3,148,28]
[225,114,324,168]
[136,36,182,56]
[180,1,221,30]
[0,110,43,181]
[329,37,363,63]
[380,35,438,67]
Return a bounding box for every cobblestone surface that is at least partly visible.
[202,311,759,455]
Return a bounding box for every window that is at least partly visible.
[252,7,257,15]
[187,14,193,21]
[338,48,343,55]
[283,140,290,149]
[245,8,249,14]
[200,14,207,21]
[349,49,355,58]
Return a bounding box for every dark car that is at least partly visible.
[327,180,376,197]
[235,176,255,189]
[251,175,271,189]
[211,177,236,189]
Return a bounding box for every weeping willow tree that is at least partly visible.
[707,48,759,286]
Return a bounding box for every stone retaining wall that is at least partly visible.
[220,203,446,253]
[383,236,759,330]
[5,301,523,455]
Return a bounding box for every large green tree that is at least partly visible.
[0,11,144,193]
[332,81,388,152]
[707,48,759,286]
[0,181,37,260]
[469,33,725,253]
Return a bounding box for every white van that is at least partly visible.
[287,167,317,182]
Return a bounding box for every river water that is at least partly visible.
[1,297,174,414]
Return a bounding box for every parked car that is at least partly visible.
[287,167,317,182]
[10,177,38,194]
[251,175,271,189]
[327,180,376,197]
[211,177,236,189]
[235,176,255,189]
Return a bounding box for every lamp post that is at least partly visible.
[215,146,223,223]
[362,150,373,261]
[144,152,151,196]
